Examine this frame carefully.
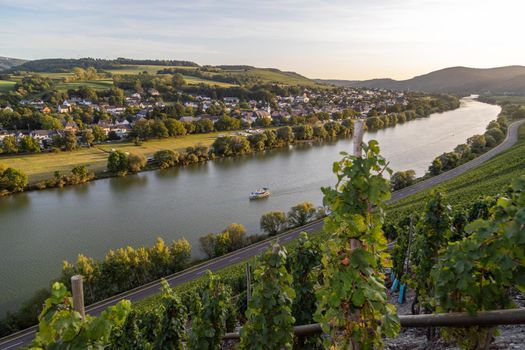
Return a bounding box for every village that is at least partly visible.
[0,86,409,152]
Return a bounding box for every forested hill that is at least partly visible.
[0,56,27,71]
[8,57,199,72]
[317,66,525,95]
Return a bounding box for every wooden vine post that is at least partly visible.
[71,275,85,318]
[351,119,365,253]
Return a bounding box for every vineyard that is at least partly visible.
[23,140,525,349]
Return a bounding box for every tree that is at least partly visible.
[82,129,95,147]
[19,136,41,153]
[154,149,180,169]
[390,169,416,190]
[222,223,246,251]
[467,134,486,153]
[0,166,28,194]
[292,125,313,140]
[428,157,442,176]
[199,233,216,259]
[92,125,107,143]
[63,130,78,151]
[165,119,186,137]
[40,115,63,130]
[1,135,18,154]
[151,120,169,138]
[239,244,295,350]
[189,272,231,350]
[107,150,129,175]
[276,126,294,144]
[260,211,287,236]
[287,202,316,227]
[128,154,146,173]
[315,141,399,349]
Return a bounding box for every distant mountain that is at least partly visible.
[0,56,27,71]
[316,66,525,95]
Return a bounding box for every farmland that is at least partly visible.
[0,80,16,93]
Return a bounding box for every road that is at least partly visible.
[1,119,523,350]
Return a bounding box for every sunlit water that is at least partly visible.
[0,97,500,315]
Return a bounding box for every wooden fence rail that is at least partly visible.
[223,308,525,339]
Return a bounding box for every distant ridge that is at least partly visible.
[316,66,525,95]
[0,56,27,71]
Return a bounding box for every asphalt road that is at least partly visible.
[1,119,523,350]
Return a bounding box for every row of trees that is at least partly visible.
[198,202,322,259]
[212,122,351,158]
[428,117,508,176]
[1,130,79,154]
[59,238,192,305]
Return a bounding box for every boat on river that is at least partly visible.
[249,188,270,200]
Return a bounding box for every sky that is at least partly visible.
[1,0,524,80]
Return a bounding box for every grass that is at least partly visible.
[54,79,114,91]
[107,65,197,75]
[0,131,228,183]
[385,123,525,224]
[488,95,525,106]
[0,80,16,93]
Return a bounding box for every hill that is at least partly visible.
[317,66,525,94]
[0,56,27,71]
[4,57,322,89]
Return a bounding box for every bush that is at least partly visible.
[154,150,180,169]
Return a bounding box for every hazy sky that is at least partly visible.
[1,0,524,80]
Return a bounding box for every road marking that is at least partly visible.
[228,256,241,262]
[2,341,24,350]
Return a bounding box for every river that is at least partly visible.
[0,97,500,315]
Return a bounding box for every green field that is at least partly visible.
[106,64,196,75]
[54,79,114,91]
[0,131,229,183]
[385,123,525,223]
[488,95,525,106]
[0,80,16,92]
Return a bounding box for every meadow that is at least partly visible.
[0,131,229,183]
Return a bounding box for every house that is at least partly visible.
[106,106,126,116]
[294,94,309,104]
[63,121,79,132]
[57,104,71,113]
[2,106,13,112]
[179,116,201,123]
[147,88,160,96]
[0,131,16,143]
[223,97,240,105]
[184,102,199,108]
[30,130,53,146]
[41,106,52,114]
[253,110,272,120]
[110,124,132,139]
[131,93,141,100]
[198,114,220,123]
